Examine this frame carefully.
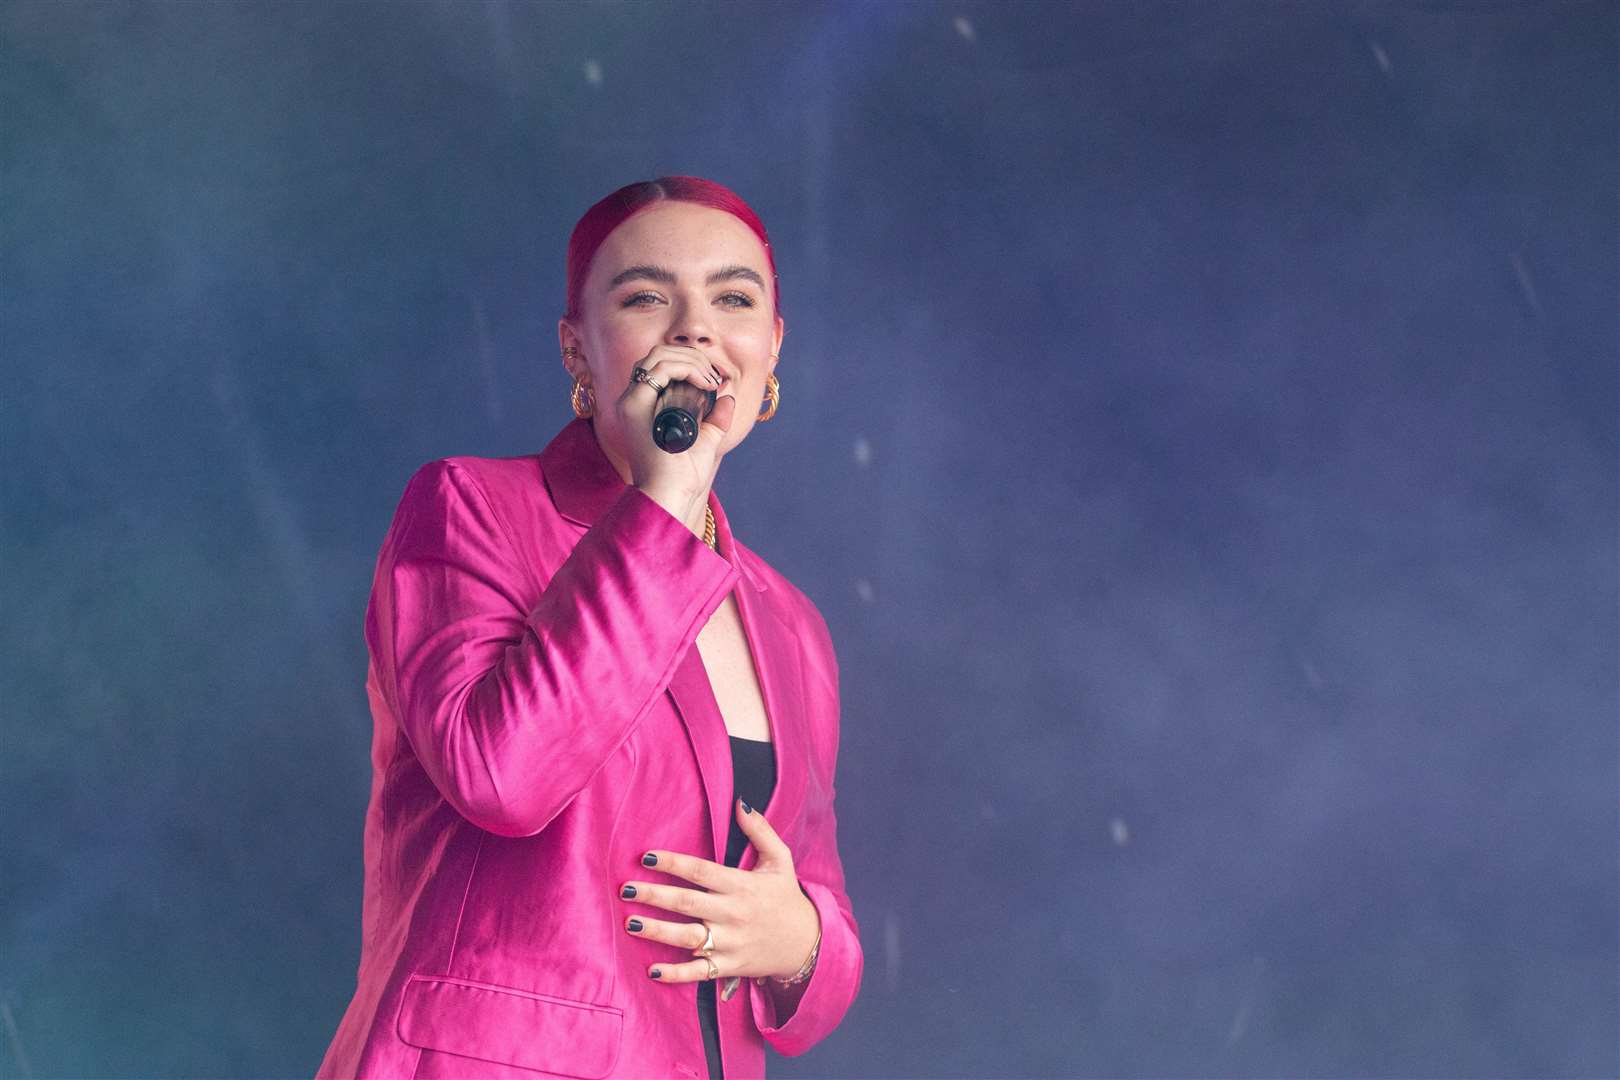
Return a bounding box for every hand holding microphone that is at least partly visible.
[614,344,738,525]
[647,373,717,453]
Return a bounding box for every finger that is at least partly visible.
[662,343,720,379]
[623,913,712,950]
[619,880,725,920]
[626,353,723,397]
[649,956,730,984]
[703,392,737,436]
[734,797,792,868]
[638,849,729,890]
[623,363,720,401]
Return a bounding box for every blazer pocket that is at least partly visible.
[396,973,624,1078]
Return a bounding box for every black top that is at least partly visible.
[696,735,778,1080]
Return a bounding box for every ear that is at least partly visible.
[558,318,587,381]
[770,315,785,374]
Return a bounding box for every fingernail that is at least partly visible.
[642,852,658,867]
[621,884,637,899]
[740,799,753,814]
[627,918,643,932]
[650,968,662,979]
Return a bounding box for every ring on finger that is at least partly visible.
[630,366,666,393]
[695,922,715,958]
[703,957,720,981]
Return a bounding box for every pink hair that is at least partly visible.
[563,175,782,323]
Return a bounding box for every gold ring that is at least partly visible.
[704,957,720,981]
[696,923,715,958]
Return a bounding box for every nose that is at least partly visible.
[665,298,713,349]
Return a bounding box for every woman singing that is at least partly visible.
[317,176,863,1079]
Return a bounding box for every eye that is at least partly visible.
[621,291,757,309]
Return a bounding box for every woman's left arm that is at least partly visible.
[750,605,864,1056]
[751,783,863,1055]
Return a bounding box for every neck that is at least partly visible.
[676,496,716,547]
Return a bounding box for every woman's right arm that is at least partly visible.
[367,457,737,838]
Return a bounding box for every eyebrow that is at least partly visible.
[606,264,767,291]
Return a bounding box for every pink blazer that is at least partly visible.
[317,417,863,1079]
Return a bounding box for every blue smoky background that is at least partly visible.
[1,2,1613,1077]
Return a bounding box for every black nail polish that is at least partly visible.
[740,799,753,814]
[621,884,637,899]
[642,852,658,867]
[627,918,643,932]
[650,968,661,979]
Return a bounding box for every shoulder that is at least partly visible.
[395,452,544,529]
[732,537,816,612]
[731,537,837,661]
[733,540,844,773]
[402,452,541,504]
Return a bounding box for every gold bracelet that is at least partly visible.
[757,925,821,988]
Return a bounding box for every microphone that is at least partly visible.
[652,378,718,453]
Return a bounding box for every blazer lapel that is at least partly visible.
[664,650,735,866]
[663,494,806,869]
[730,570,806,869]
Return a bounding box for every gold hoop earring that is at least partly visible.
[563,347,593,418]
[570,376,594,418]
[757,369,780,423]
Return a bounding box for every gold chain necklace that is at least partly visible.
[703,505,717,552]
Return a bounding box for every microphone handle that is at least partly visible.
[652,379,718,453]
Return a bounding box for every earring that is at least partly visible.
[570,376,594,418]
[757,366,780,423]
[563,347,593,418]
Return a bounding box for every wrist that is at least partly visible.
[761,891,821,986]
[635,483,702,529]
[762,928,819,986]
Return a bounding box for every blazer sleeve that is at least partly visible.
[751,604,864,1055]
[367,457,738,838]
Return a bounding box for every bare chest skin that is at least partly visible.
[694,591,773,743]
